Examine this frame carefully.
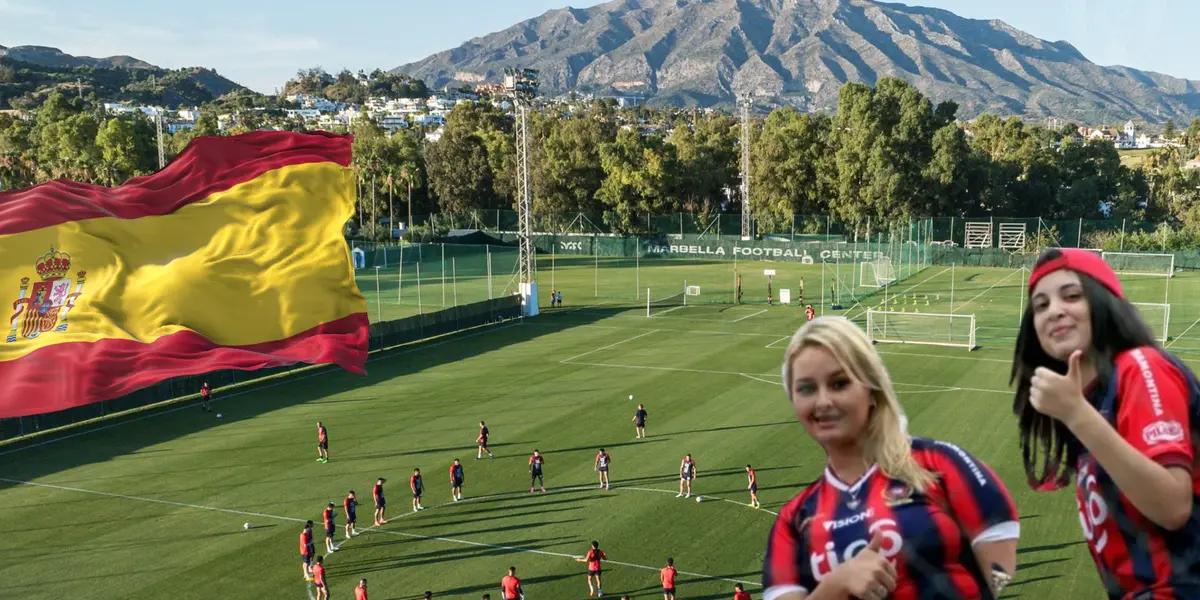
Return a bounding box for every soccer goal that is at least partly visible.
[1101,252,1175,278]
[866,309,977,350]
[858,259,897,288]
[1133,302,1171,343]
[646,284,691,317]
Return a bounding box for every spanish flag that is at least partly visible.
[0,131,368,418]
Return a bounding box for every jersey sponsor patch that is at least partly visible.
[1142,419,1185,444]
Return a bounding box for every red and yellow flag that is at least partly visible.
[0,131,368,418]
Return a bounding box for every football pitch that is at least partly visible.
[4,260,1200,599]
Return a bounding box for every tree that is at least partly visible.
[921,123,974,217]
[596,129,681,232]
[532,111,612,226]
[425,126,495,214]
[0,113,35,190]
[669,112,738,214]
[749,107,831,233]
[1163,120,1178,141]
[96,117,154,185]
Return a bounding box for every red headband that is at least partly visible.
[1028,249,1123,299]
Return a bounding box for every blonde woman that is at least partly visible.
[763,317,1019,600]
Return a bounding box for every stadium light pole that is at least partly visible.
[739,95,752,240]
[505,67,539,316]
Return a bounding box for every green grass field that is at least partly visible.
[5,259,1200,599]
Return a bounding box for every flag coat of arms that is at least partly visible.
[0,131,368,418]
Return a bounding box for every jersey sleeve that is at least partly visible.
[1115,348,1194,469]
[762,493,816,599]
[924,440,1020,544]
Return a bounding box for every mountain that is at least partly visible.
[0,44,249,108]
[392,0,1200,123]
[0,45,157,70]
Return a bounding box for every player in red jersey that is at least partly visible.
[311,554,328,600]
[575,540,607,597]
[410,468,425,512]
[595,449,612,490]
[529,449,546,493]
[745,464,761,508]
[660,557,677,600]
[322,501,338,553]
[477,421,494,459]
[343,490,359,538]
[299,520,315,581]
[373,477,388,525]
[355,579,368,600]
[316,421,329,463]
[500,566,524,600]
[733,582,751,600]
[199,381,212,412]
[1013,249,1200,598]
[805,304,816,322]
[764,316,1019,600]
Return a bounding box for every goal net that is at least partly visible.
[646,285,689,317]
[866,310,977,350]
[1132,302,1170,343]
[1102,252,1175,277]
[858,259,897,288]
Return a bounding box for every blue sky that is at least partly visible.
[0,0,1194,94]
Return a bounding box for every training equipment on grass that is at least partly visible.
[866,309,977,350]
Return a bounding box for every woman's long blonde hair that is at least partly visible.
[781,316,934,492]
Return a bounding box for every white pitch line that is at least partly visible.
[731,309,767,323]
[1167,317,1200,349]
[740,373,781,386]
[619,485,779,516]
[875,350,1012,364]
[954,268,1024,312]
[0,477,762,586]
[0,322,521,457]
[648,305,686,317]
[559,330,658,363]
[764,336,791,349]
[564,360,1013,395]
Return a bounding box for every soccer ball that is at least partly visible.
[243,522,250,530]
[695,496,703,503]
[216,413,223,418]
[628,394,633,400]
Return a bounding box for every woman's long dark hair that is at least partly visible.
[1011,249,1158,489]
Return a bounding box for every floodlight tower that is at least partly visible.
[504,67,540,315]
[738,95,753,240]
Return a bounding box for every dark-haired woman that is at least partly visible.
[1012,248,1200,598]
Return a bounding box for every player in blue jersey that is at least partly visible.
[450,459,465,501]
[1013,249,1200,598]
[764,316,1019,600]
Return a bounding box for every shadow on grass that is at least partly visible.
[0,308,632,487]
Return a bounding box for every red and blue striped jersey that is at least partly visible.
[762,437,1018,600]
[1078,347,1200,599]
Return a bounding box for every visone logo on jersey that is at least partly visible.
[6,248,86,343]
